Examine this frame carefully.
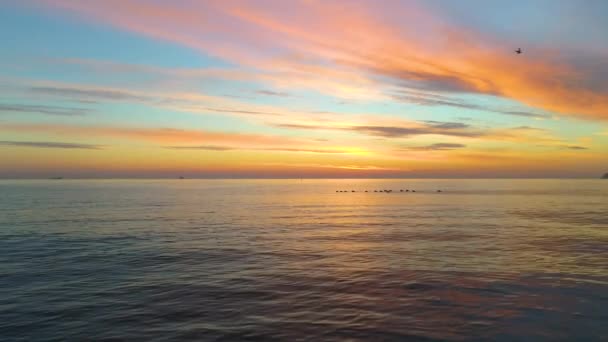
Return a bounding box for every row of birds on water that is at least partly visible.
[336,189,442,193]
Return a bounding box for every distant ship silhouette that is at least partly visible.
[602,173,608,179]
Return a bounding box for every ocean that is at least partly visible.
[1,179,607,341]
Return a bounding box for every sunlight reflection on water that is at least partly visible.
[1,179,607,340]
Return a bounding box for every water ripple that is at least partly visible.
[1,179,607,341]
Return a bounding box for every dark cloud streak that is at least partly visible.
[166,145,347,153]
[402,143,466,151]
[274,120,483,138]
[30,86,148,101]
[0,141,102,149]
[392,91,550,119]
[0,104,89,116]
[351,125,482,138]
[499,110,551,119]
[204,107,282,116]
[255,89,290,97]
[166,145,234,151]
[28,86,284,117]
[424,120,470,129]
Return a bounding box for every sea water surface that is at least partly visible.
[1,179,607,341]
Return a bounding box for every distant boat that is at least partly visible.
[602,173,608,179]
[179,176,185,179]
[49,177,63,180]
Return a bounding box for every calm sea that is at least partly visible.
[1,179,607,341]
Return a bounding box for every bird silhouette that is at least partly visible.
[515,48,522,54]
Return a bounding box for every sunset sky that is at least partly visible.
[1,0,607,178]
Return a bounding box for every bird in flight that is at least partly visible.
[515,48,522,54]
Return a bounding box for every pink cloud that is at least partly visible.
[31,0,608,118]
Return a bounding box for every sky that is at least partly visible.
[1,0,607,178]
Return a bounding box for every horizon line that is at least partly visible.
[0,177,604,180]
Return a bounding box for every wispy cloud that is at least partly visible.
[32,61,553,120]
[0,123,308,147]
[402,143,467,151]
[259,147,348,153]
[499,111,550,119]
[274,119,564,145]
[274,123,323,130]
[563,145,589,150]
[0,103,89,116]
[203,107,282,116]
[392,91,551,119]
[0,140,101,149]
[22,82,297,120]
[350,125,481,138]
[255,89,290,97]
[30,86,148,101]
[166,145,350,154]
[510,126,547,132]
[274,120,484,139]
[423,121,470,130]
[166,145,235,151]
[34,0,607,118]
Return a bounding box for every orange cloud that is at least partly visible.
[0,123,303,147]
[35,0,608,118]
